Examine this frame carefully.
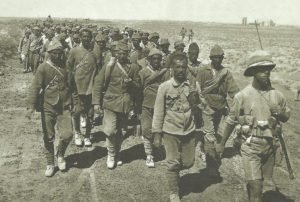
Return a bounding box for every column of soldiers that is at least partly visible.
[24,21,291,202]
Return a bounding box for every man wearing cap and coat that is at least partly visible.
[195,44,239,176]
[152,52,199,202]
[216,50,290,202]
[28,26,43,74]
[27,40,73,177]
[129,32,144,64]
[94,33,111,69]
[159,38,171,67]
[18,29,31,73]
[92,41,140,169]
[139,48,171,168]
[67,28,97,147]
[146,32,160,49]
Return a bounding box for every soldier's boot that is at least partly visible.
[106,136,116,169]
[57,140,71,172]
[44,140,55,177]
[45,165,55,177]
[73,115,83,146]
[146,155,155,168]
[83,117,92,147]
[166,170,180,202]
[57,156,66,171]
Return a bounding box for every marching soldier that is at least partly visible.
[129,32,144,64]
[146,32,160,49]
[92,41,140,169]
[27,41,73,177]
[196,44,239,176]
[159,38,171,67]
[140,32,149,49]
[139,48,171,168]
[216,50,291,202]
[18,29,31,73]
[94,33,111,69]
[28,26,43,74]
[152,52,199,202]
[67,28,97,147]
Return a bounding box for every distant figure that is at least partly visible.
[46,15,53,24]
[295,86,300,101]
[179,27,187,40]
[188,29,194,43]
[18,29,31,73]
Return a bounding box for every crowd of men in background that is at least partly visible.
[21,16,291,202]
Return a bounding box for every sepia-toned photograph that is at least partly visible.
[0,0,299,201]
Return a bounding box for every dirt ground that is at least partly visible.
[1,21,300,202]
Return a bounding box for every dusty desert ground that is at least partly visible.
[0,19,300,202]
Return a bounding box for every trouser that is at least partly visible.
[164,132,196,194]
[29,51,40,74]
[103,108,127,157]
[41,102,73,165]
[241,137,275,181]
[202,109,223,173]
[21,54,30,71]
[141,107,154,156]
[72,94,93,138]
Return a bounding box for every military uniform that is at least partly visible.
[152,77,196,199]
[67,44,97,143]
[139,49,171,166]
[18,30,31,72]
[220,50,291,201]
[92,42,140,167]
[28,41,73,175]
[196,45,239,175]
[28,27,43,73]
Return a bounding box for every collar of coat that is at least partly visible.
[171,77,190,88]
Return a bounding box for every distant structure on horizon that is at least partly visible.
[242,17,276,27]
[242,17,247,25]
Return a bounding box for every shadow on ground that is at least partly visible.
[120,143,145,164]
[263,190,295,202]
[179,168,223,197]
[65,146,107,169]
[91,131,106,143]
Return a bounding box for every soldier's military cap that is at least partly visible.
[25,29,31,34]
[174,40,185,48]
[160,38,170,45]
[132,32,142,39]
[80,27,93,35]
[110,28,120,36]
[188,42,199,52]
[95,33,107,42]
[170,52,187,63]
[148,32,159,40]
[46,29,54,35]
[210,44,224,57]
[32,26,41,30]
[141,32,149,38]
[61,27,67,32]
[148,48,162,57]
[116,40,130,52]
[47,40,63,52]
[244,50,276,76]
[73,34,80,39]
[71,27,78,32]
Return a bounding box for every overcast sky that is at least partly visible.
[1,0,299,25]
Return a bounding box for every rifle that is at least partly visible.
[275,123,295,179]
